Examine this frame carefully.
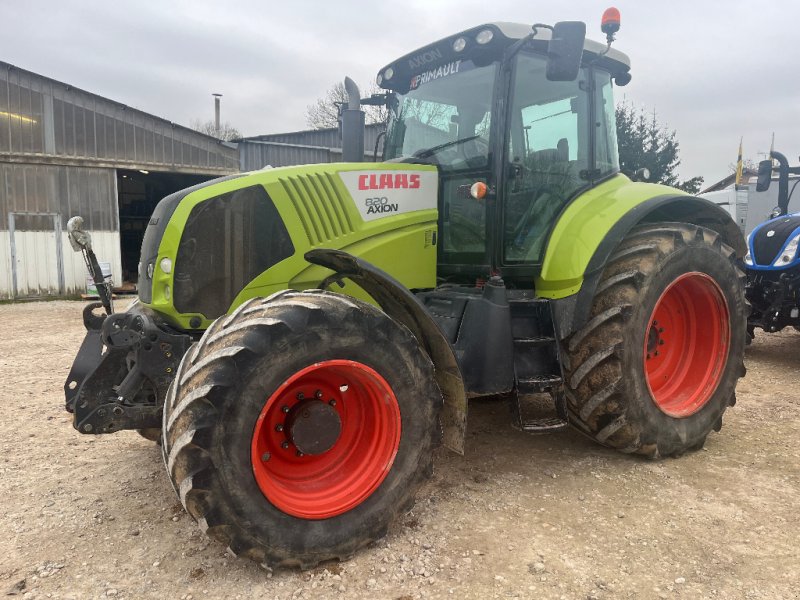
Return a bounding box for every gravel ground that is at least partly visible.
[0,299,798,600]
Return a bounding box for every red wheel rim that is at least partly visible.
[644,272,730,418]
[250,360,401,519]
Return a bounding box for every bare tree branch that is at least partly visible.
[305,81,388,129]
[190,119,242,141]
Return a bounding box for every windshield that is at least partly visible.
[384,60,497,170]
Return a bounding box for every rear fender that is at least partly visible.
[538,175,745,339]
[305,248,467,455]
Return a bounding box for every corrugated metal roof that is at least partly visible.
[238,140,379,172]
[0,61,238,174]
[243,123,385,155]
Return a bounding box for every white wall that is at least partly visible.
[0,230,122,299]
[60,231,123,294]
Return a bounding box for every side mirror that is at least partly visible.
[546,21,586,81]
[756,159,773,192]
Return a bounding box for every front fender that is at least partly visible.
[305,248,467,455]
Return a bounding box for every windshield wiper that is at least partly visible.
[413,135,481,159]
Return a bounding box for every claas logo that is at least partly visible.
[358,173,421,191]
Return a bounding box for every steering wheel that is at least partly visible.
[460,136,490,167]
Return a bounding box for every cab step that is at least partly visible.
[517,373,562,394]
[516,415,569,433]
[508,295,569,434]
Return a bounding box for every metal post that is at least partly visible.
[213,93,222,136]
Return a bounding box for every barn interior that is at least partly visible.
[116,169,212,289]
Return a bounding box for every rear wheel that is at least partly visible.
[163,290,441,568]
[563,223,747,458]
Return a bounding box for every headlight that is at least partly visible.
[773,233,800,267]
[453,37,467,52]
[744,232,753,265]
[476,29,494,45]
[384,67,394,81]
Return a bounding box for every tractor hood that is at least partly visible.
[138,163,439,330]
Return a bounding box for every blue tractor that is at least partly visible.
[745,151,800,337]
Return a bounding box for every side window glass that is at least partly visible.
[594,71,620,176]
[503,53,589,264]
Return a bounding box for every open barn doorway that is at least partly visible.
[116,169,213,290]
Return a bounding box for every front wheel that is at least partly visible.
[563,223,747,458]
[162,290,442,568]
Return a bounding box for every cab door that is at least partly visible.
[499,52,591,274]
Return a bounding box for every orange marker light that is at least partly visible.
[601,7,621,36]
[470,181,488,201]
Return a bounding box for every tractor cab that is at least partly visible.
[378,22,631,283]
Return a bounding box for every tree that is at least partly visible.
[615,101,703,194]
[190,119,241,141]
[305,81,388,130]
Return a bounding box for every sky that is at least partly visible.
[3,0,799,186]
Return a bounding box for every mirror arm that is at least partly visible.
[772,151,790,216]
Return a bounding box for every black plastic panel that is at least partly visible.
[173,185,294,319]
[138,174,244,304]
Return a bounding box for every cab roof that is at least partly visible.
[378,22,631,92]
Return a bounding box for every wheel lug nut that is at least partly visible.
[658,340,665,345]
[658,327,664,333]
[281,441,289,449]
[314,389,323,399]
[296,392,305,401]
[275,424,284,432]
[261,452,271,462]
[282,405,290,413]
[329,399,337,406]
[654,351,659,356]
[646,353,651,360]
[296,450,304,457]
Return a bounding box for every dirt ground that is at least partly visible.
[0,299,798,600]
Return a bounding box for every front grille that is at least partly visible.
[278,172,354,245]
[752,216,800,265]
[173,185,294,319]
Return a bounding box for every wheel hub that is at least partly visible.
[286,399,342,455]
[646,320,664,358]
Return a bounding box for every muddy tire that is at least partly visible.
[563,223,747,458]
[162,290,442,568]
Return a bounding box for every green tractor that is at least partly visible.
[65,12,747,568]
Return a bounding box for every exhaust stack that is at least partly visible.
[340,77,365,162]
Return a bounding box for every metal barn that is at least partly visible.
[0,61,238,299]
[238,123,385,171]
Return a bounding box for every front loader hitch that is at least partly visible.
[64,303,192,434]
